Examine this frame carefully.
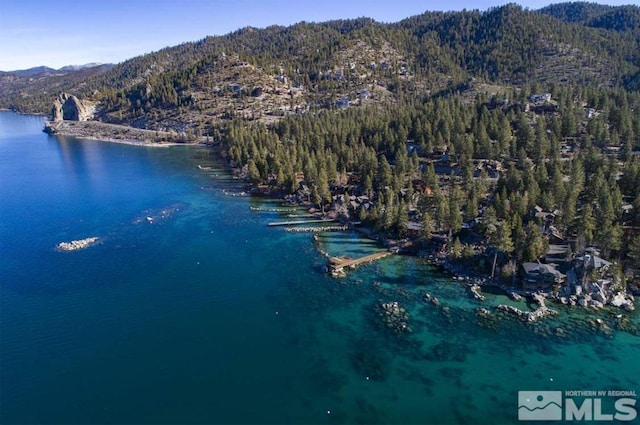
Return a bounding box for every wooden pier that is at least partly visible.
[268,219,335,227]
[328,251,394,277]
[284,225,348,233]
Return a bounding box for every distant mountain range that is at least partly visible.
[0,2,638,125]
[0,63,114,77]
[58,63,111,72]
[0,66,58,76]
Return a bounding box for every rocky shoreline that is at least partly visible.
[43,120,196,147]
[496,304,559,322]
[294,194,637,315]
[423,251,637,313]
[95,111,636,318]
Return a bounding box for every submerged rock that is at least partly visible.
[377,301,411,334]
[509,292,523,301]
[496,304,558,322]
[132,203,185,225]
[351,350,390,381]
[424,293,441,306]
[613,315,640,336]
[476,308,492,318]
[424,341,467,362]
[469,284,485,301]
[590,318,615,337]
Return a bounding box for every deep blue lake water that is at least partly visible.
[1,111,639,424]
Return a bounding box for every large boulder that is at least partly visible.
[610,292,635,311]
[594,290,607,304]
[51,93,94,121]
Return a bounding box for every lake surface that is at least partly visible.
[1,111,638,424]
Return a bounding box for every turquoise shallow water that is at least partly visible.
[1,111,639,424]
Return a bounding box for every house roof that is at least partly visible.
[546,244,568,257]
[586,255,612,270]
[406,222,423,231]
[522,262,565,278]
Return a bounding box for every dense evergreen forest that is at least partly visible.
[3,2,640,280]
[224,85,640,266]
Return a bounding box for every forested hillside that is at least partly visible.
[539,2,640,35]
[1,3,638,121]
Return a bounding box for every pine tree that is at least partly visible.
[448,193,463,233]
[493,221,514,255]
[451,237,463,259]
[247,159,261,183]
[627,236,640,270]
[421,212,434,240]
[579,204,596,245]
[522,222,546,261]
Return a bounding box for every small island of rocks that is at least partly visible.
[56,237,100,252]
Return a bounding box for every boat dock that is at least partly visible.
[284,225,348,233]
[328,251,394,277]
[268,219,335,227]
[250,206,297,212]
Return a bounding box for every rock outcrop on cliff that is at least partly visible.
[51,93,94,122]
[51,98,63,121]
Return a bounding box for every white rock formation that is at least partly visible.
[56,237,99,251]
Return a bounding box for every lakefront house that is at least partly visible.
[520,262,566,290]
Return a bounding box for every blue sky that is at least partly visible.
[0,0,636,70]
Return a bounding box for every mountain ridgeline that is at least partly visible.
[0,3,638,120]
[539,2,640,34]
